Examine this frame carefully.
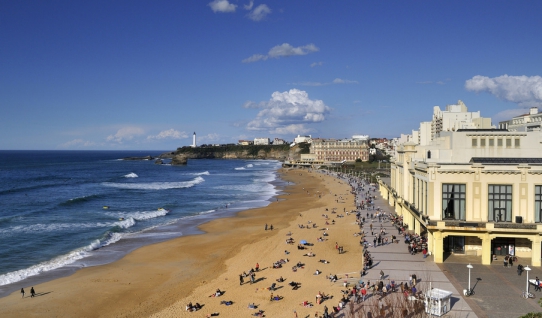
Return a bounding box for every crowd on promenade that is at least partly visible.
[184,168,429,318]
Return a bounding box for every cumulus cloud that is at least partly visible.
[247,4,271,21]
[310,61,323,67]
[106,127,145,143]
[242,43,319,63]
[147,129,188,140]
[208,0,237,13]
[244,0,254,10]
[465,75,542,107]
[246,89,331,134]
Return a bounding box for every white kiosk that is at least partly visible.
[424,288,453,316]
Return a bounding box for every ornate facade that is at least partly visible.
[380,129,542,266]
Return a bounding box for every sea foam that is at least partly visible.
[124,172,138,178]
[102,176,205,190]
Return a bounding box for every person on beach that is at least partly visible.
[265,223,268,231]
[21,288,24,298]
[239,274,244,285]
[30,287,35,298]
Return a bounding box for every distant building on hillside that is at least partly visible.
[311,135,369,163]
[238,140,254,146]
[498,107,542,132]
[294,135,312,144]
[254,137,270,145]
[273,138,287,145]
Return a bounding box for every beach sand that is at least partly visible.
[0,168,363,318]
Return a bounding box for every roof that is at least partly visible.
[425,288,453,299]
[456,129,508,132]
[470,157,542,164]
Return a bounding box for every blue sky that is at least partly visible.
[2,1,541,150]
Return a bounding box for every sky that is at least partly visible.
[1,1,542,150]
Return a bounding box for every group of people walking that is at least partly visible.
[20,287,36,298]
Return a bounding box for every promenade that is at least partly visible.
[352,184,476,318]
[361,180,542,318]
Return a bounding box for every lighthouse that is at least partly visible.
[191,132,196,148]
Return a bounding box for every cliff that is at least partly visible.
[160,144,309,165]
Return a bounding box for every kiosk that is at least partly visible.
[424,288,453,316]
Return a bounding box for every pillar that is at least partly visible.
[433,231,444,263]
[531,236,541,267]
[481,233,492,265]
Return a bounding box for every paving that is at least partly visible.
[362,182,542,318]
[355,188,475,318]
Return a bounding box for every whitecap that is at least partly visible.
[0,231,125,286]
[192,171,210,176]
[234,167,245,170]
[102,176,205,190]
[124,172,138,178]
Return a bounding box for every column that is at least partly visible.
[433,231,444,263]
[480,233,492,265]
[531,236,541,267]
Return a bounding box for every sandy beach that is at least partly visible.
[0,168,363,317]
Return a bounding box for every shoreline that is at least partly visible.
[0,168,360,317]
[0,162,285,299]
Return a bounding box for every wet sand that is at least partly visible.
[0,168,362,318]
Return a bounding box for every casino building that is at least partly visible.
[379,104,542,266]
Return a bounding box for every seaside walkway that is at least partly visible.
[356,189,476,318]
[354,178,542,318]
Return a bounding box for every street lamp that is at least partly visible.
[466,264,473,296]
[525,265,532,296]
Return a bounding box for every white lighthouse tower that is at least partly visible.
[191,132,196,148]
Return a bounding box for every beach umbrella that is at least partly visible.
[300,240,307,245]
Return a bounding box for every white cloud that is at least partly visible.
[106,127,145,143]
[247,4,271,21]
[246,89,331,134]
[244,0,254,10]
[198,133,221,143]
[268,43,318,58]
[147,129,188,140]
[493,108,530,122]
[290,78,358,86]
[58,139,96,148]
[243,43,319,63]
[208,0,237,13]
[465,75,542,107]
[242,54,268,63]
[310,61,323,68]
[333,78,358,84]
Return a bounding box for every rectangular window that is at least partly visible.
[506,139,512,147]
[472,138,478,147]
[480,138,486,147]
[536,186,542,223]
[488,185,512,222]
[442,184,466,220]
[489,138,494,146]
[498,139,503,147]
[515,138,520,147]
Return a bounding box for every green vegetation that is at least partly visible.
[176,144,290,155]
[519,313,542,318]
[296,142,311,154]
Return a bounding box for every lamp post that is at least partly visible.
[466,264,473,296]
[525,265,531,296]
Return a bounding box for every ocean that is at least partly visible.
[0,150,283,297]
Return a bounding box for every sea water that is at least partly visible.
[0,150,282,296]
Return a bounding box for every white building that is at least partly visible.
[431,100,493,141]
[499,107,542,132]
[294,135,312,144]
[254,137,270,145]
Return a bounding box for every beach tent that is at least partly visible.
[424,288,452,316]
[300,240,308,245]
